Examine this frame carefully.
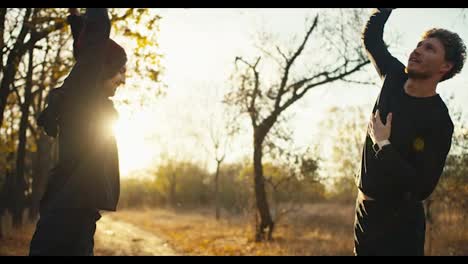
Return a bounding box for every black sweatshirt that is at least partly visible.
[38,8,120,212]
[357,9,454,203]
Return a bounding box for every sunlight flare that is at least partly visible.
[112,113,157,177]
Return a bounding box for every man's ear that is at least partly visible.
[440,61,454,77]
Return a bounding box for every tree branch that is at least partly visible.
[276,45,288,62]
[278,60,370,114]
[235,56,261,128]
[275,15,318,111]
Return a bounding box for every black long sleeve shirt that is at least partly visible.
[40,8,120,212]
[67,13,84,59]
[357,9,454,203]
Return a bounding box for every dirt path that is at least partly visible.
[94,213,178,256]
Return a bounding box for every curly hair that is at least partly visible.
[422,28,467,82]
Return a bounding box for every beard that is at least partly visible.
[405,67,431,79]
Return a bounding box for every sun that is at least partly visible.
[112,113,156,177]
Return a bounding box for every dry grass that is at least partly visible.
[111,203,356,256]
[427,209,468,256]
[112,203,467,256]
[1,202,466,256]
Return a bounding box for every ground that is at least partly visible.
[94,213,178,256]
[0,202,466,256]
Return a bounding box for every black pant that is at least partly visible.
[29,209,101,256]
[354,197,426,256]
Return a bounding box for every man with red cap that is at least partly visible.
[30,8,127,256]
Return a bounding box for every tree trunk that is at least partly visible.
[0,8,32,127]
[214,160,221,220]
[253,130,274,242]
[0,8,6,74]
[12,105,28,228]
[12,47,34,228]
[10,168,25,228]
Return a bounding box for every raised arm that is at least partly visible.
[75,8,110,58]
[38,9,113,136]
[62,8,111,97]
[67,8,84,59]
[362,8,405,80]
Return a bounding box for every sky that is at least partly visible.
[112,8,468,178]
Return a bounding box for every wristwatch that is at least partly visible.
[373,139,391,153]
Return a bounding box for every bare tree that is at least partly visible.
[189,85,241,220]
[208,109,239,220]
[224,9,371,241]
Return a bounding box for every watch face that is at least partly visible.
[372,143,380,153]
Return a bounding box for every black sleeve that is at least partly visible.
[362,8,405,80]
[374,119,454,201]
[61,8,110,96]
[67,14,85,59]
[37,88,66,138]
